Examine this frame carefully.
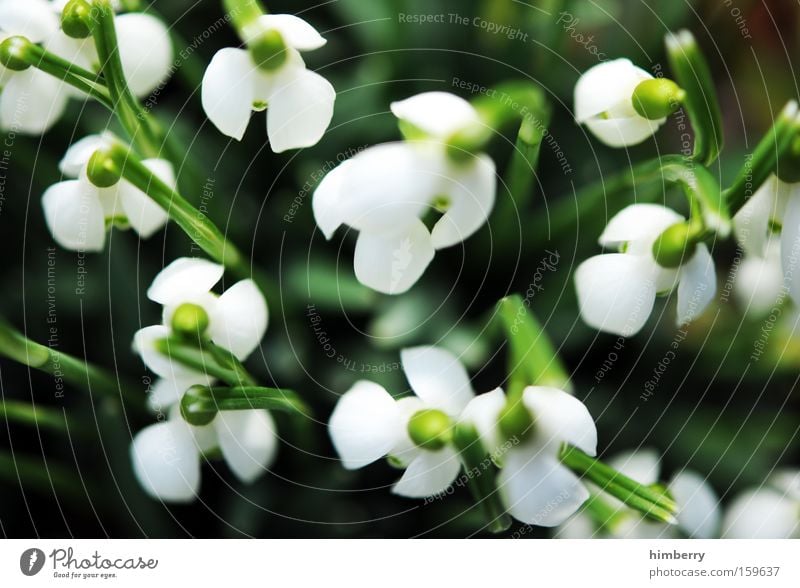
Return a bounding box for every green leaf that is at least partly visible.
[182,386,310,419]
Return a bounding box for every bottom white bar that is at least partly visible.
[0,539,797,586]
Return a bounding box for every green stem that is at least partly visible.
[154,337,243,386]
[224,0,268,33]
[1,399,69,433]
[182,385,309,420]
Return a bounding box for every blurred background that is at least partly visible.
[1,0,799,537]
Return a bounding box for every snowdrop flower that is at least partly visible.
[313,92,496,294]
[42,134,173,251]
[722,469,800,538]
[460,386,596,526]
[131,403,278,502]
[734,236,785,317]
[575,58,682,147]
[202,13,334,151]
[329,346,475,498]
[575,203,716,336]
[133,257,269,384]
[0,0,69,133]
[557,449,720,538]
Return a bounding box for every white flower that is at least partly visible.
[575,58,665,147]
[328,345,475,498]
[313,92,496,294]
[575,204,716,336]
[0,0,68,133]
[734,175,800,306]
[734,236,785,317]
[133,257,269,382]
[201,14,334,151]
[131,404,278,502]
[461,386,597,527]
[722,470,800,538]
[41,134,173,251]
[557,449,720,538]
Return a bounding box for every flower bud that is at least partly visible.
[407,409,452,450]
[651,222,697,268]
[0,36,31,72]
[61,0,94,39]
[249,29,287,71]
[180,386,216,426]
[632,78,686,120]
[86,150,122,188]
[776,136,800,184]
[171,303,211,339]
[498,399,535,443]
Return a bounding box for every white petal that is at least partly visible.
[608,449,661,485]
[390,91,480,139]
[254,14,327,51]
[522,386,597,455]
[733,175,781,257]
[499,452,589,526]
[771,469,800,501]
[146,257,224,304]
[147,376,206,412]
[583,115,663,148]
[722,488,799,539]
[353,219,434,295]
[266,66,335,152]
[130,420,200,503]
[735,247,785,316]
[43,32,96,98]
[214,410,278,483]
[0,68,68,134]
[59,134,108,177]
[431,154,496,249]
[575,254,657,336]
[201,47,255,140]
[669,470,720,538]
[781,193,800,305]
[0,0,59,43]
[556,512,597,538]
[208,279,268,360]
[115,13,174,97]
[312,159,351,239]
[575,59,653,122]
[459,387,506,455]
[118,158,173,239]
[133,325,208,380]
[676,243,716,325]
[599,204,684,248]
[41,180,106,251]
[392,447,461,498]
[400,345,475,416]
[328,380,402,470]
[387,395,425,467]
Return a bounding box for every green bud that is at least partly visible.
[498,399,535,443]
[171,303,211,339]
[180,386,216,426]
[651,222,697,269]
[249,29,287,71]
[632,78,686,120]
[407,409,452,450]
[0,36,32,71]
[61,0,94,39]
[86,150,121,188]
[445,123,491,164]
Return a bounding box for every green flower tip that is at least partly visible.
[407,408,453,450]
[0,36,32,71]
[651,222,697,269]
[86,150,121,188]
[632,79,686,120]
[61,0,94,39]
[171,303,211,339]
[180,386,216,426]
[445,123,491,164]
[498,399,535,443]
[250,29,287,71]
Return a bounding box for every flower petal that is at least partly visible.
[146,257,224,304]
[676,243,716,325]
[722,488,799,539]
[254,14,327,51]
[669,470,720,538]
[583,116,663,148]
[208,279,268,360]
[133,325,209,380]
[608,449,661,485]
[0,68,68,134]
[575,253,657,336]
[771,469,800,501]
[459,387,506,455]
[574,58,652,122]
[392,447,461,498]
[130,420,200,503]
[499,452,589,526]
[431,153,496,249]
[312,158,351,239]
[59,134,109,177]
[41,180,106,251]
[115,13,174,97]
[387,395,425,467]
[266,66,335,152]
[781,192,800,305]
[400,345,475,416]
[328,380,402,470]
[201,47,255,140]
[733,175,785,258]
[735,241,784,316]
[147,376,207,412]
[214,410,278,483]
[599,203,684,248]
[118,158,172,239]
[353,219,434,295]
[390,91,480,139]
[0,0,59,43]
[522,386,597,455]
